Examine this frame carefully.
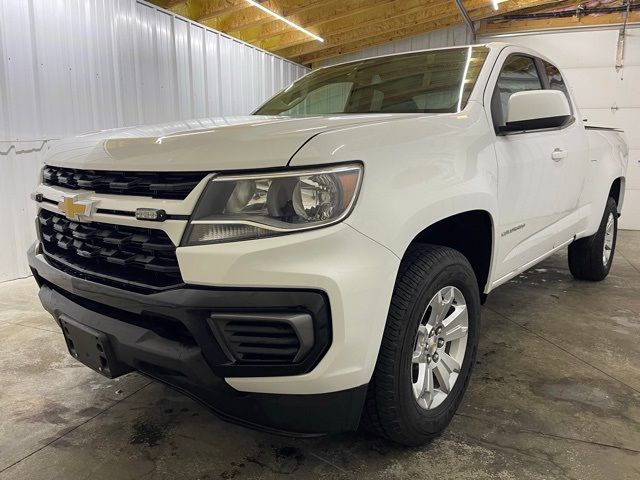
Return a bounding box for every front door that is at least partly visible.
[487,50,586,284]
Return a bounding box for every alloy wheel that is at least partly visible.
[411,286,469,410]
[603,212,615,266]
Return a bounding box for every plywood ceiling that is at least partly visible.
[149,0,640,66]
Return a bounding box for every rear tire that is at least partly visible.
[361,245,480,446]
[568,197,618,281]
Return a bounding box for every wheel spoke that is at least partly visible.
[417,324,427,338]
[420,364,434,406]
[439,352,461,373]
[441,306,468,341]
[602,212,615,266]
[606,215,614,233]
[412,325,427,364]
[430,286,455,323]
[412,363,427,398]
[428,302,444,326]
[433,362,451,394]
[412,349,423,364]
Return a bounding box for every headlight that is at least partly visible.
[183,163,362,245]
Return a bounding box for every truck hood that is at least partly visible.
[45,114,420,171]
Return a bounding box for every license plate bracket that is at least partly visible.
[59,315,130,378]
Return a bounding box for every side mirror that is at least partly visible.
[501,90,572,132]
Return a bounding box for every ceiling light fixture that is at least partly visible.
[491,0,499,10]
[245,0,324,43]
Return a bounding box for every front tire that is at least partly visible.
[361,245,480,446]
[568,197,618,281]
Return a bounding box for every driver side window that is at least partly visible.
[491,55,543,129]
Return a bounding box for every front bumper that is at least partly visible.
[176,223,401,395]
[29,244,368,435]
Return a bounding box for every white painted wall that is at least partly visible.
[0,0,308,283]
[320,25,639,230]
[481,27,640,230]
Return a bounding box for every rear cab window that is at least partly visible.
[541,60,573,113]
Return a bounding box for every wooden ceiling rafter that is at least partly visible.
[479,0,640,34]
[157,0,247,21]
[231,0,399,42]
[265,0,458,53]
[295,15,466,66]
[197,0,329,33]
[220,0,333,33]
[148,0,640,66]
[501,0,583,16]
[478,10,640,34]
[286,0,566,64]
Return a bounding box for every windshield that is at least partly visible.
[255,46,489,116]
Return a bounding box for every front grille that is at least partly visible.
[38,210,182,292]
[221,320,301,363]
[42,166,207,199]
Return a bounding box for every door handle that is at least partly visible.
[551,148,567,161]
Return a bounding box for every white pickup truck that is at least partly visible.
[28,42,627,445]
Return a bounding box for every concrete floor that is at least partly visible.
[1,232,639,480]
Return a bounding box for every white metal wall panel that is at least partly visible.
[204,30,222,117]
[190,24,207,119]
[0,0,308,282]
[0,143,43,282]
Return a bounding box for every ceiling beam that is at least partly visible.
[150,0,611,65]
[500,0,582,16]
[478,9,640,35]
[231,0,398,42]
[287,0,581,65]
[294,14,464,66]
[199,0,326,32]
[273,1,469,58]
[212,0,553,48]
[196,0,250,24]
[224,0,336,33]
[490,0,575,12]
[153,0,194,17]
[277,1,496,62]
[153,0,187,8]
[262,0,455,53]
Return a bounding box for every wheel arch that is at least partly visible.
[401,210,495,295]
[609,177,625,214]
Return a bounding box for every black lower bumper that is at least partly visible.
[28,244,367,436]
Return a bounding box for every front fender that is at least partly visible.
[289,103,499,262]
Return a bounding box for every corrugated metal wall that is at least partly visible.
[0,0,308,283]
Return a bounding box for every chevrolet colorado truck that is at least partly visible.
[28,43,628,446]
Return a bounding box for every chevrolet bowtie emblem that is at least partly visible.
[58,196,95,221]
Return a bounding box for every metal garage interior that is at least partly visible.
[0,0,639,478]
